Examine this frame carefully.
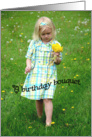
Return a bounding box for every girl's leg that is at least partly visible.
[43,99,53,126]
[36,99,43,118]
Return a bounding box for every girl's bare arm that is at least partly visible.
[25,59,31,74]
[26,58,31,67]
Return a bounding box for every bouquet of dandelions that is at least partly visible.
[52,43,63,62]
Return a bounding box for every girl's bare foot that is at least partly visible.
[46,122,51,127]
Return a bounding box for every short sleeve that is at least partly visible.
[25,40,35,59]
[54,40,63,60]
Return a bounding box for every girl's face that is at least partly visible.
[40,27,52,43]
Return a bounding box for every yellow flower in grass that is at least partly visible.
[71,106,74,109]
[21,33,23,35]
[1,98,3,100]
[62,86,64,88]
[2,90,5,93]
[10,92,13,94]
[74,76,76,79]
[81,47,84,48]
[28,126,32,128]
[65,123,69,126]
[71,90,73,93]
[62,109,66,111]
[20,83,23,86]
[76,74,79,77]
[65,53,67,55]
[86,58,90,61]
[84,33,88,35]
[74,58,76,61]
[63,63,65,65]
[87,42,90,44]
[51,122,55,125]
[21,39,23,42]
[52,43,63,52]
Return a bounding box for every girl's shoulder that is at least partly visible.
[29,40,34,46]
[53,40,62,46]
[28,40,37,50]
[30,40,41,45]
[29,40,39,47]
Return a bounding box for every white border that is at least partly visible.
[0,0,91,10]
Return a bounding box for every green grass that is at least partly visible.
[1,11,91,136]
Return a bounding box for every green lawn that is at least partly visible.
[1,11,91,136]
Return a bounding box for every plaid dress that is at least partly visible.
[21,40,62,100]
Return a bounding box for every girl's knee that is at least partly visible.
[36,99,43,103]
[43,99,52,104]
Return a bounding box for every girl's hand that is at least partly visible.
[25,66,31,74]
[53,52,61,65]
[53,52,60,57]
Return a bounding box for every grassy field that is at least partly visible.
[1,11,91,136]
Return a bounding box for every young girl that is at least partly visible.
[21,16,62,127]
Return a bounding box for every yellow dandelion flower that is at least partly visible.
[76,74,79,77]
[20,83,23,86]
[15,63,17,64]
[74,76,76,78]
[2,90,5,92]
[71,106,74,109]
[21,39,23,42]
[62,109,66,111]
[65,53,67,55]
[52,43,63,52]
[63,63,65,65]
[87,42,90,44]
[74,58,76,60]
[28,126,32,128]
[84,33,88,35]
[81,47,84,48]
[65,123,69,126]
[51,122,55,125]
[62,86,64,88]
[71,90,73,92]
[1,98,3,100]
[21,33,23,35]
[64,66,66,68]
[10,92,13,94]
[86,58,90,61]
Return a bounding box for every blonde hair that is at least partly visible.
[32,16,56,41]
